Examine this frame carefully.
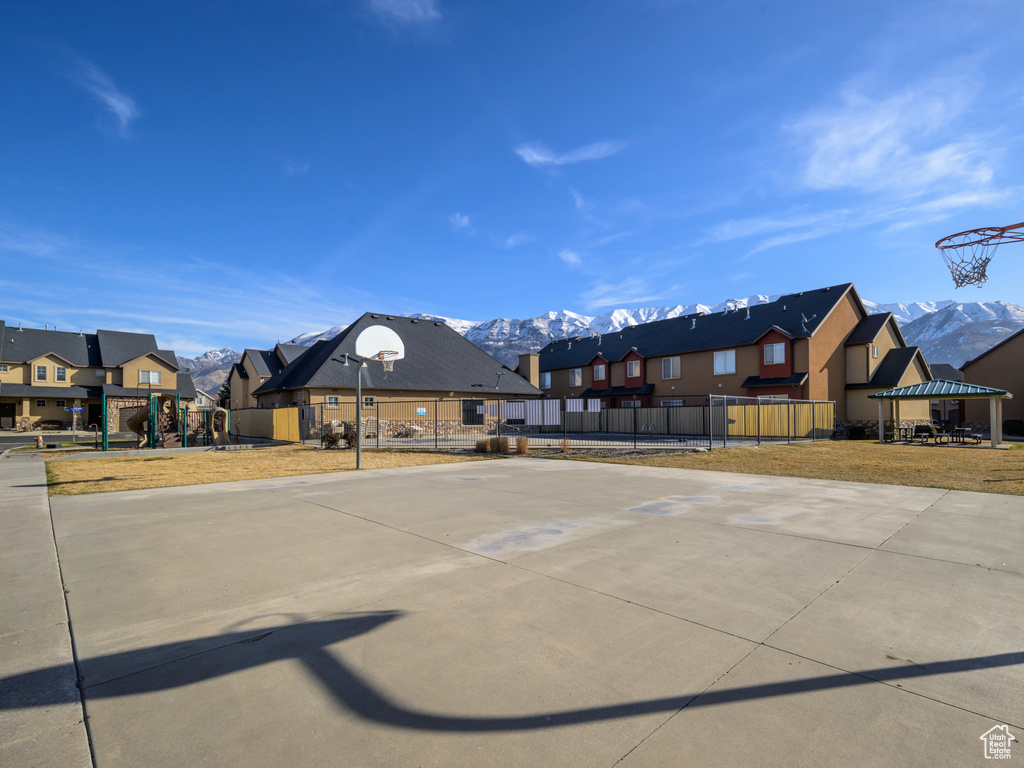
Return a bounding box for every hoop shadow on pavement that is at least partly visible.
[2,611,1022,732]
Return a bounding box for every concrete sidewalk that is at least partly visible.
[0,452,91,768]
[3,456,1023,766]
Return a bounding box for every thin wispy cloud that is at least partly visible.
[570,189,592,211]
[580,278,677,311]
[515,140,626,168]
[504,232,534,248]
[789,78,993,194]
[284,159,311,177]
[368,0,441,26]
[558,248,581,266]
[67,55,139,136]
[449,212,470,230]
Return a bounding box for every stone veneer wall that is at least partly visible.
[835,419,932,439]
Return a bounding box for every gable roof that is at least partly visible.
[844,313,893,346]
[275,343,307,365]
[0,322,102,367]
[846,347,930,390]
[253,313,542,397]
[928,363,964,382]
[869,379,1012,400]
[538,284,857,371]
[94,329,177,368]
[232,361,249,380]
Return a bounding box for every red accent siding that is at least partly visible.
[623,350,645,387]
[759,330,793,379]
[592,355,608,384]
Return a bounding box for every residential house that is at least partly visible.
[229,343,307,408]
[926,363,964,423]
[527,283,931,431]
[252,313,542,410]
[0,321,197,431]
[961,326,1024,428]
[194,388,217,409]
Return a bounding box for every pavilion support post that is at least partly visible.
[996,398,1003,445]
[893,400,901,433]
[878,399,885,444]
[990,398,998,449]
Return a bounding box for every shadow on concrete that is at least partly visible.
[1,611,1021,731]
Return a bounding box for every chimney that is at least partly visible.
[518,353,540,389]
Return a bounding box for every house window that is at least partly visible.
[569,368,582,387]
[327,396,339,406]
[139,370,162,385]
[872,345,879,358]
[758,394,789,401]
[764,343,785,365]
[36,399,46,407]
[593,364,606,381]
[662,357,680,379]
[56,399,66,407]
[56,366,67,382]
[36,365,47,381]
[626,360,641,378]
[95,369,104,377]
[714,350,736,375]
[363,396,374,408]
[539,372,551,389]
[0,364,7,372]
[461,399,484,426]
[621,400,639,408]
[662,399,683,407]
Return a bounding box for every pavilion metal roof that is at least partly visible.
[868,379,1012,400]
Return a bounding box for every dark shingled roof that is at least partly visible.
[0,323,102,367]
[741,373,809,388]
[232,362,249,379]
[539,284,855,372]
[928,363,964,382]
[253,313,543,397]
[846,347,927,390]
[0,384,99,398]
[95,330,177,368]
[844,313,892,346]
[276,344,307,365]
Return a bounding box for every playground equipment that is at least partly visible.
[210,407,231,446]
[98,392,221,451]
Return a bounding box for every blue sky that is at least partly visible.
[3,0,1023,356]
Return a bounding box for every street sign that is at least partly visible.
[65,407,84,412]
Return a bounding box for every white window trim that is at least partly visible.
[35,365,47,381]
[626,360,641,378]
[0,364,8,372]
[139,370,163,385]
[662,356,680,379]
[568,368,582,388]
[593,363,606,381]
[764,343,785,366]
[363,396,374,408]
[56,399,67,407]
[539,371,551,389]
[326,396,339,406]
[714,350,736,375]
[56,366,67,382]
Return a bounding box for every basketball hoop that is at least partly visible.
[375,350,400,372]
[935,221,1024,288]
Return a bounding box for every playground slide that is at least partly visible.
[211,407,232,446]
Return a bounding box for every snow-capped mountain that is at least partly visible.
[262,293,1024,370]
[900,302,1024,367]
[175,348,242,393]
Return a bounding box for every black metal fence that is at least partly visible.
[231,395,835,450]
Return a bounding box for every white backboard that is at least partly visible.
[355,324,405,360]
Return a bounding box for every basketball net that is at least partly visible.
[375,350,399,373]
[936,222,1024,288]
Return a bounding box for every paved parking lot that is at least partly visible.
[3,456,1022,766]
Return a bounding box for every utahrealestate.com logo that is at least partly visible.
[981,724,1016,760]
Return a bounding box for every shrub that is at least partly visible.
[847,426,870,440]
[560,437,570,453]
[342,432,358,449]
[489,436,510,454]
[475,438,490,453]
[321,432,341,450]
[515,437,529,455]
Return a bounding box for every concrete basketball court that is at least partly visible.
[3,456,1023,766]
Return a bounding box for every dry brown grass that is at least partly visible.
[45,445,491,496]
[557,441,1024,495]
